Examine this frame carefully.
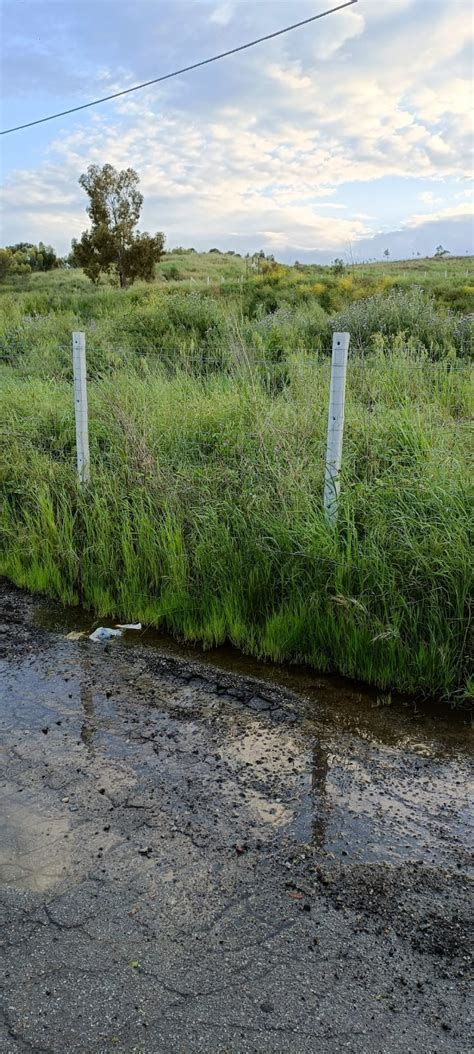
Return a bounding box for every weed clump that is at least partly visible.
[332,289,473,358]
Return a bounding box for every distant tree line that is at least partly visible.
[0,242,60,280]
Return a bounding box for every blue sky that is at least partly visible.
[1,0,473,262]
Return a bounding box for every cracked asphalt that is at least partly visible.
[0,582,472,1054]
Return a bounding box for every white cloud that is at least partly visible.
[405,203,474,229]
[311,7,364,59]
[265,63,312,93]
[209,3,234,26]
[0,109,371,254]
[361,0,416,19]
[411,80,472,125]
[2,76,472,256]
[1,0,473,259]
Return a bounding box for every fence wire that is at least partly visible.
[2,354,472,467]
[2,345,472,635]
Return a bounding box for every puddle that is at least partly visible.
[0,784,70,892]
[1,582,473,1054]
[34,595,472,755]
[0,590,472,890]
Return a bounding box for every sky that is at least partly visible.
[0,0,473,263]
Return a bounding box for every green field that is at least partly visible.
[1,254,473,699]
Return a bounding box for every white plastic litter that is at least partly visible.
[89,627,123,643]
[116,622,142,630]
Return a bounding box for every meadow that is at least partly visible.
[1,254,472,699]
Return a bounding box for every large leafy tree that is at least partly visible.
[71,164,165,287]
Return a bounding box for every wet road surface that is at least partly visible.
[0,583,472,1053]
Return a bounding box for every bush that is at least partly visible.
[245,303,330,360]
[162,265,182,282]
[332,289,473,358]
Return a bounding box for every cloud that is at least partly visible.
[405,204,473,229]
[1,0,473,262]
[209,3,234,26]
[0,114,371,256]
[2,74,472,257]
[311,7,364,59]
[411,80,472,126]
[2,155,472,263]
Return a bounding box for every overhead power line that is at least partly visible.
[1,1,358,135]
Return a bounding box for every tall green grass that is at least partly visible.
[1,346,472,699]
[1,262,472,698]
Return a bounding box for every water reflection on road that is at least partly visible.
[22,594,474,875]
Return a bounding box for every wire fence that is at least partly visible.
[1,333,471,721]
[1,336,472,639]
[2,352,473,375]
[2,349,473,416]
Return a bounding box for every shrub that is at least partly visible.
[332,289,473,358]
[162,265,182,282]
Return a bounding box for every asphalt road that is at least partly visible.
[0,583,472,1054]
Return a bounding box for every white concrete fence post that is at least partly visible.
[72,331,90,486]
[324,332,350,523]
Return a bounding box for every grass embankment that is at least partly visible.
[0,259,473,698]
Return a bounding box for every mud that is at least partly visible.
[0,582,472,1053]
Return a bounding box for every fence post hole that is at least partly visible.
[324,331,350,523]
[72,331,90,486]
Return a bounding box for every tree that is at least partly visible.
[6,242,34,254]
[383,249,390,260]
[434,245,450,258]
[332,257,345,276]
[0,246,35,280]
[71,164,165,287]
[0,249,12,282]
[5,242,59,271]
[37,242,59,270]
